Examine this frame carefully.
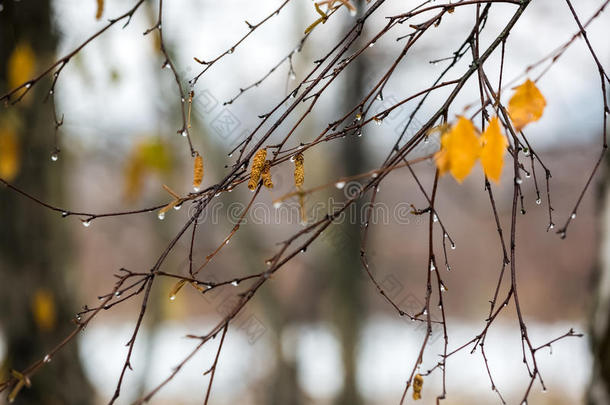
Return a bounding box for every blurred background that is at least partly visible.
[1,0,609,404]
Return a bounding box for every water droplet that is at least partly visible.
[368,42,375,48]
[43,354,51,363]
[289,72,296,80]
[433,214,438,222]
[231,280,239,287]
[440,284,446,292]
[158,212,165,220]
[521,209,526,215]
[181,97,185,103]
[181,130,187,137]
[61,211,68,217]
[536,198,542,205]
[443,233,448,238]
[525,172,531,178]
[25,83,32,89]
[423,309,428,315]
[375,93,382,101]
[224,239,230,245]
[215,192,221,197]
[49,89,54,95]
[373,117,383,126]
[376,186,380,192]
[571,212,576,219]
[355,113,362,121]
[451,243,456,250]
[227,48,234,54]
[228,152,233,157]
[50,152,59,161]
[115,291,121,297]
[515,177,523,185]
[548,223,555,230]
[560,231,566,239]
[523,148,530,157]
[300,247,307,253]
[193,186,200,192]
[173,204,182,210]
[430,262,436,272]
[82,219,91,227]
[371,173,378,178]
[75,314,81,321]
[335,181,346,189]
[169,294,176,301]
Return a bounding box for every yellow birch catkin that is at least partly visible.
[193,153,204,191]
[293,152,304,188]
[95,0,104,20]
[412,374,424,400]
[248,148,267,190]
[261,160,273,189]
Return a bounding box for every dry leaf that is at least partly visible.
[480,117,508,183]
[435,117,480,182]
[508,79,546,131]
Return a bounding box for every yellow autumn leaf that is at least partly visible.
[480,117,508,183]
[31,289,56,332]
[124,138,172,201]
[435,117,480,182]
[0,126,20,180]
[508,79,546,131]
[7,42,36,91]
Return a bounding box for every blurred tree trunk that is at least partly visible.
[0,2,94,404]
[589,154,610,404]
[332,2,367,404]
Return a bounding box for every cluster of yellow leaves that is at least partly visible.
[435,79,545,183]
[31,289,56,332]
[435,116,507,183]
[124,138,172,201]
[0,124,20,181]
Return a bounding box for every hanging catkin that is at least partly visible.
[95,0,104,20]
[261,160,273,189]
[412,374,424,400]
[293,152,304,188]
[193,153,204,191]
[248,149,267,190]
